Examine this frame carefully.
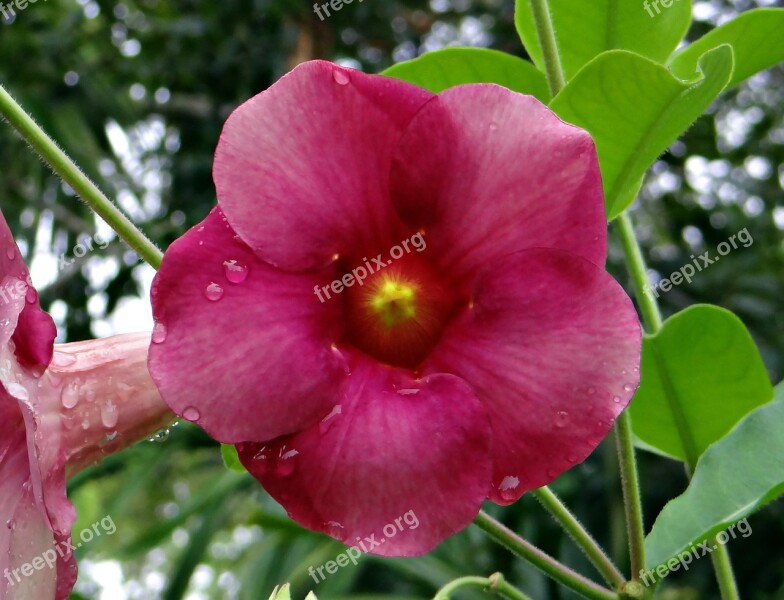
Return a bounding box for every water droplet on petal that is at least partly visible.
[333,69,350,85]
[555,411,569,428]
[223,260,248,284]
[52,352,77,367]
[489,121,499,131]
[324,521,344,537]
[498,475,520,501]
[397,388,419,396]
[152,322,168,344]
[5,519,15,530]
[567,453,578,463]
[319,404,342,434]
[623,383,634,392]
[6,247,15,260]
[276,448,299,476]
[60,381,79,408]
[252,446,273,474]
[613,396,622,404]
[101,400,119,428]
[25,287,37,304]
[183,406,200,422]
[204,282,224,302]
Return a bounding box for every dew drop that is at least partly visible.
[152,322,168,344]
[252,446,273,474]
[319,404,342,434]
[81,418,90,430]
[52,352,77,367]
[25,287,37,304]
[489,122,499,131]
[555,410,569,428]
[613,396,622,404]
[397,388,420,396]
[6,247,15,260]
[151,429,170,443]
[204,282,224,302]
[101,400,119,428]
[276,448,299,476]
[183,406,201,422]
[567,453,578,463]
[623,383,634,392]
[498,475,520,501]
[223,260,248,284]
[60,386,77,408]
[333,69,350,85]
[5,519,14,530]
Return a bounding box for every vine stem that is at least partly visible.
[433,572,532,600]
[711,543,741,600]
[473,511,618,600]
[533,487,626,589]
[530,0,566,96]
[615,213,740,599]
[0,83,163,270]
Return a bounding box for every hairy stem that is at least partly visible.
[0,83,163,269]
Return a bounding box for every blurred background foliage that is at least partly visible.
[0,0,782,598]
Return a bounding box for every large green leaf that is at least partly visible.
[645,399,784,568]
[381,47,550,102]
[670,8,784,90]
[550,46,734,219]
[515,0,692,81]
[630,305,773,466]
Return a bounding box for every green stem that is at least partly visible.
[529,0,566,97]
[0,83,163,270]
[434,573,532,600]
[616,213,740,598]
[533,486,626,589]
[614,411,647,580]
[473,511,618,600]
[613,213,657,584]
[710,542,740,600]
[615,213,662,334]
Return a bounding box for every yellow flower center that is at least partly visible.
[370,279,417,327]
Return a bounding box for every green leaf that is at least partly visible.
[630,305,773,466]
[645,400,784,569]
[670,8,784,90]
[381,48,550,102]
[221,443,247,473]
[514,0,692,81]
[550,46,734,219]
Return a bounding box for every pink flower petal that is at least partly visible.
[0,220,55,372]
[0,437,74,600]
[390,84,607,283]
[237,353,492,556]
[423,248,642,503]
[149,208,348,443]
[214,61,434,271]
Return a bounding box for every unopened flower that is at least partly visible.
[0,211,172,599]
[149,61,641,556]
